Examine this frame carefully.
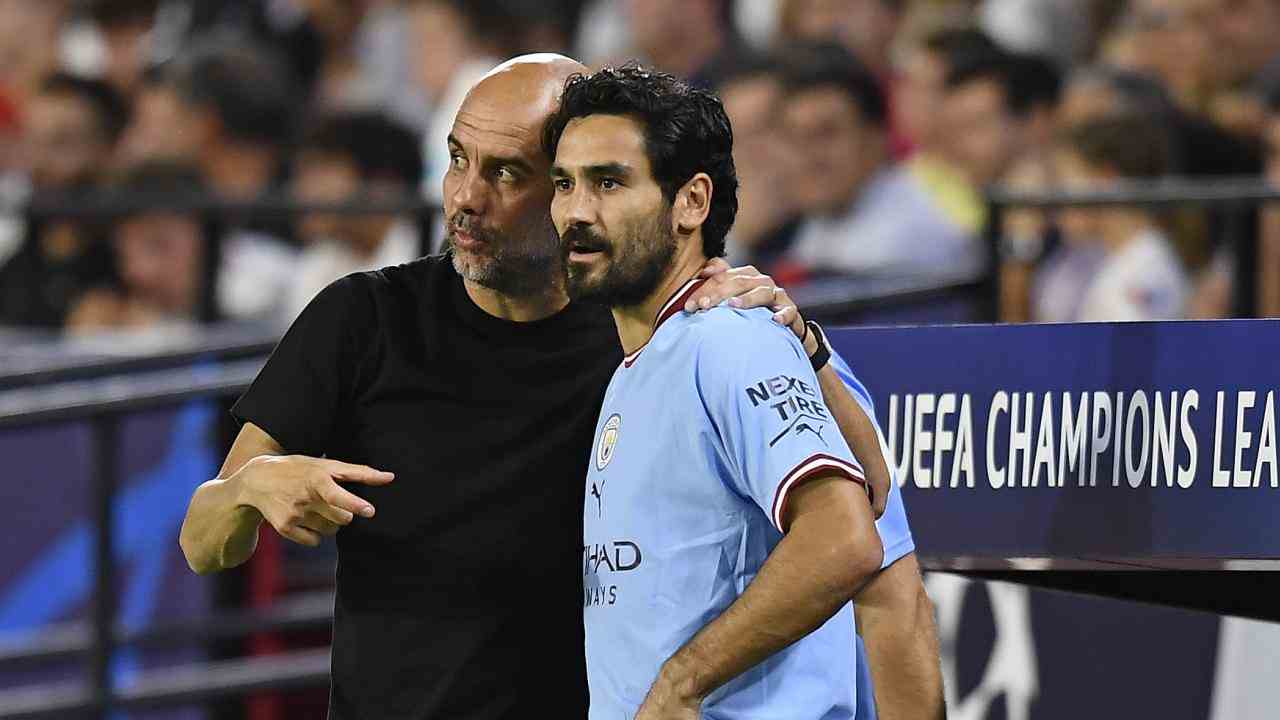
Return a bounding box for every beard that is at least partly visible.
[563,207,678,308]
[447,211,565,298]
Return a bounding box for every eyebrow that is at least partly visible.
[448,134,537,176]
[550,162,634,179]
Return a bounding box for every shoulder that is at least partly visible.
[679,305,806,368]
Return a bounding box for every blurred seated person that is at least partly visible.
[775,42,980,285]
[1047,113,1188,322]
[66,160,220,333]
[280,112,423,324]
[0,72,127,328]
[167,40,302,321]
[777,0,912,157]
[1058,65,1260,319]
[713,55,801,266]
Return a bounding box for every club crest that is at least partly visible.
[596,413,621,471]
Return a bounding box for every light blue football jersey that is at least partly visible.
[582,279,913,720]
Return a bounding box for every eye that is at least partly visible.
[449,153,466,172]
[496,166,517,182]
[553,178,572,192]
[599,178,619,191]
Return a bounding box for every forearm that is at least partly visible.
[654,487,882,702]
[815,363,892,504]
[855,556,946,720]
[179,474,263,574]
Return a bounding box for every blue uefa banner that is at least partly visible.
[830,319,1280,566]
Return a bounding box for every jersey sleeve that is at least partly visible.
[694,313,867,532]
[829,349,916,569]
[231,274,372,456]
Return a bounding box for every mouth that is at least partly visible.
[566,237,607,263]
[451,227,486,252]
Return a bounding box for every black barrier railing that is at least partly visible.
[0,323,279,391]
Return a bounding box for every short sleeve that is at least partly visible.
[694,313,866,532]
[231,274,372,456]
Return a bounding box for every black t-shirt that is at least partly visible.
[232,255,622,719]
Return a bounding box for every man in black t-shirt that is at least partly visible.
[178,56,915,719]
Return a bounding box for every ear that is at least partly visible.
[671,172,713,237]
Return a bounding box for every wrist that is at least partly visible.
[226,465,262,516]
[805,320,831,372]
[802,328,820,356]
[657,654,709,703]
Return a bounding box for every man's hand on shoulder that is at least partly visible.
[234,455,394,546]
[688,258,811,346]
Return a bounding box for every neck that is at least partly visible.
[464,277,570,323]
[611,251,705,356]
[1100,211,1155,254]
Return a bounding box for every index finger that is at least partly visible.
[319,459,395,485]
[684,270,772,312]
[316,479,377,519]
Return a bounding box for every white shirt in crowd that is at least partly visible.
[1032,243,1106,323]
[217,230,299,322]
[785,166,983,282]
[1077,227,1189,322]
[279,219,421,326]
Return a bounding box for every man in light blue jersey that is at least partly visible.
[546,65,942,719]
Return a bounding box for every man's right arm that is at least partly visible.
[178,422,392,575]
[855,553,946,720]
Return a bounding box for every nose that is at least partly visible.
[446,165,487,218]
[556,183,596,232]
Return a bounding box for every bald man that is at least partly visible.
[178,55,825,719]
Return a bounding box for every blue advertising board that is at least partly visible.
[830,319,1280,566]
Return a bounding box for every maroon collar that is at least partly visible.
[623,277,706,367]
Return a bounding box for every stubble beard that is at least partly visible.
[448,214,566,298]
[564,208,677,308]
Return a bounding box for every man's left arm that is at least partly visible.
[637,474,883,719]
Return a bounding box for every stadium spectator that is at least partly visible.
[0,0,70,112]
[114,66,199,167]
[776,42,981,284]
[66,159,219,333]
[282,112,424,324]
[167,41,301,321]
[778,0,905,79]
[624,0,747,88]
[895,27,999,156]
[84,0,160,97]
[1100,0,1212,113]
[993,53,1064,321]
[1257,86,1280,318]
[777,0,913,156]
[714,55,801,265]
[1052,113,1189,321]
[0,72,127,328]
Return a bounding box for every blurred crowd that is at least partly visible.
[1,0,1278,339]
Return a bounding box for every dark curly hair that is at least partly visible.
[543,65,738,258]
